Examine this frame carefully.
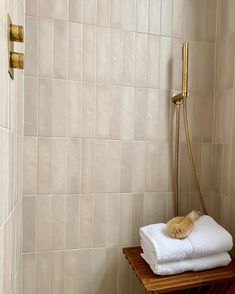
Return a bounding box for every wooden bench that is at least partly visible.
[123,246,235,293]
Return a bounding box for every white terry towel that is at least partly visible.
[141,251,232,276]
[140,215,233,263]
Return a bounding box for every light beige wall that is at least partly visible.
[212,0,235,240]
[22,0,217,293]
[0,0,24,293]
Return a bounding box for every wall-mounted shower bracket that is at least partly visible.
[171,92,184,104]
[7,14,24,79]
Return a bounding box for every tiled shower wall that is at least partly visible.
[23,0,216,293]
[0,0,24,293]
[212,0,235,242]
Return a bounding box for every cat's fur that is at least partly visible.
[166,211,201,239]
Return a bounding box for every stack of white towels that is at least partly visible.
[140,215,233,276]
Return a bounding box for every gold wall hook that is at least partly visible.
[10,24,24,43]
[7,14,24,79]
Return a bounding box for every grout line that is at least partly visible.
[22,135,214,146]
[22,244,142,256]
[24,14,218,45]
[22,191,180,197]
[22,75,218,97]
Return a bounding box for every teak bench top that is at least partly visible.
[123,246,235,293]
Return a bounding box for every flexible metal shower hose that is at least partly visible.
[174,104,180,216]
[174,99,208,216]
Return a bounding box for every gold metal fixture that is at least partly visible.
[182,99,208,216]
[172,42,189,215]
[174,104,180,216]
[182,42,189,97]
[10,52,24,69]
[9,24,24,43]
[7,14,24,79]
[172,42,208,217]
[172,42,189,104]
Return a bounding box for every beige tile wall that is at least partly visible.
[23,0,217,293]
[0,0,24,293]
[212,0,235,241]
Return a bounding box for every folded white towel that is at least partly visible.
[140,215,233,263]
[141,251,232,276]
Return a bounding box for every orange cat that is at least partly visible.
[166,211,201,239]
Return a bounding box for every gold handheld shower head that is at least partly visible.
[182,42,189,98]
[171,42,189,104]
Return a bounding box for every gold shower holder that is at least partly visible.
[171,92,184,105]
[7,14,24,79]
